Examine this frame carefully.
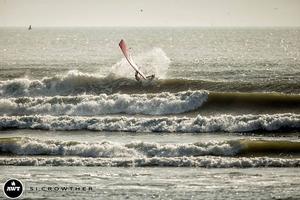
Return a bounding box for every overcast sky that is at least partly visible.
[0,0,299,27]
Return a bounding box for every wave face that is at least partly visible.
[0,113,299,133]
[0,90,208,116]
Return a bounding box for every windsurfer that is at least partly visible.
[135,71,155,82]
[135,71,141,82]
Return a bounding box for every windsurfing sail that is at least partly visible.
[119,39,147,79]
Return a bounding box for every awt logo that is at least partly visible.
[3,179,24,199]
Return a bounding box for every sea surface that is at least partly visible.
[0,27,300,199]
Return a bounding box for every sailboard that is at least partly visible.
[119,39,147,79]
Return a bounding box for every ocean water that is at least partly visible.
[0,27,300,199]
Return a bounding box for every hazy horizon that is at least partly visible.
[1,25,300,28]
[1,0,300,27]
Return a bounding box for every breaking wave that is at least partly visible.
[1,70,300,98]
[1,137,299,158]
[1,137,299,168]
[0,90,208,116]
[0,113,299,133]
[0,88,299,116]
[0,70,119,97]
